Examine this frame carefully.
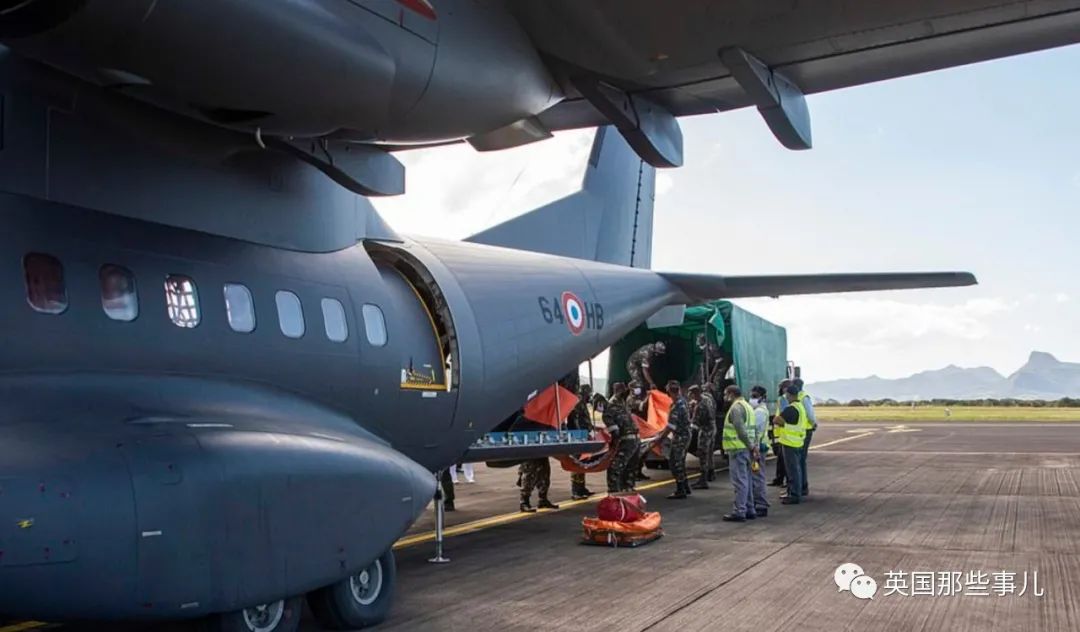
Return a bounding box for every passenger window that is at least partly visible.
[321,298,348,343]
[362,304,387,347]
[275,290,305,338]
[164,274,200,328]
[224,283,256,333]
[99,264,138,321]
[24,253,68,314]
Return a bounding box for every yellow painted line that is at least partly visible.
[396,430,877,549]
[393,470,703,549]
[0,622,48,632]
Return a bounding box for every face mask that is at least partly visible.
[596,404,604,413]
[633,387,642,396]
[750,398,761,406]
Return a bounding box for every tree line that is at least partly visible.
[818,398,1080,408]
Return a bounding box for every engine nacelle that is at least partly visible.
[0,0,560,142]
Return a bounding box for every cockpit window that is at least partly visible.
[362,303,387,347]
[100,264,138,321]
[24,253,68,315]
[275,290,305,338]
[321,298,348,343]
[224,283,256,333]
[165,274,200,328]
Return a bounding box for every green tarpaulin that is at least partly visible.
[609,301,788,392]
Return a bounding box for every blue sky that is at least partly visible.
[375,45,1080,381]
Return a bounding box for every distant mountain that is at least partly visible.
[1007,351,1080,398]
[810,351,1080,401]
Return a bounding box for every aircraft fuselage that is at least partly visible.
[0,192,680,621]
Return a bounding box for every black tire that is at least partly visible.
[206,595,303,632]
[308,549,397,630]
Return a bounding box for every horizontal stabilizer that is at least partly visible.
[662,271,977,302]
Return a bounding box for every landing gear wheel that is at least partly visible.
[309,549,397,630]
[207,595,302,632]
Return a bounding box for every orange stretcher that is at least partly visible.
[581,511,664,548]
[558,389,674,474]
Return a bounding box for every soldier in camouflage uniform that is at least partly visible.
[567,383,595,499]
[603,383,639,493]
[702,383,721,480]
[625,341,666,390]
[689,384,717,490]
[519,458,557,513]
[662,380,693,499]
[625,380,650,483]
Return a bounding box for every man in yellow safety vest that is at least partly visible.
[792,378,817,497]
[773,385,807,505]
[721,385,756,522]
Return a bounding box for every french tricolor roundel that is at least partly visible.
[561,291,586,335]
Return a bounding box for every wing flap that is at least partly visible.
[661,271,977,302]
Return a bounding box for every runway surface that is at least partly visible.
[6,421,1080,631]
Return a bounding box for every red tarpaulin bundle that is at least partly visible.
[523,384,579,428]
[597,493,648,522]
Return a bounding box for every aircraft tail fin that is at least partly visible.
[465,126,655,268]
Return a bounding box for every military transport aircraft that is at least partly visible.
[0,1,1075,631]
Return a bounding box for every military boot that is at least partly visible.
[691,478,709,490]
[667,484,688,500]
[520,499,536,513]
[537,498,559,510]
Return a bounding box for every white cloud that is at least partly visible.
[738,296,1017,379]
[743,296,1013,346]
[373,130,593,239]
[1055,292,1070,303]
[656,172,674,196]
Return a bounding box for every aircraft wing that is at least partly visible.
[661,272,978,302]
[512,1,1080,130]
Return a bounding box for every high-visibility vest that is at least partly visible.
[798,391,815,431]
[721,399,754,451]
[777,401,807,449]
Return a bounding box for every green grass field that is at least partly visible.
[818,406,1080,422]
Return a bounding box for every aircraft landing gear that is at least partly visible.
[308,549,397,629]
[206,595,303,632]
